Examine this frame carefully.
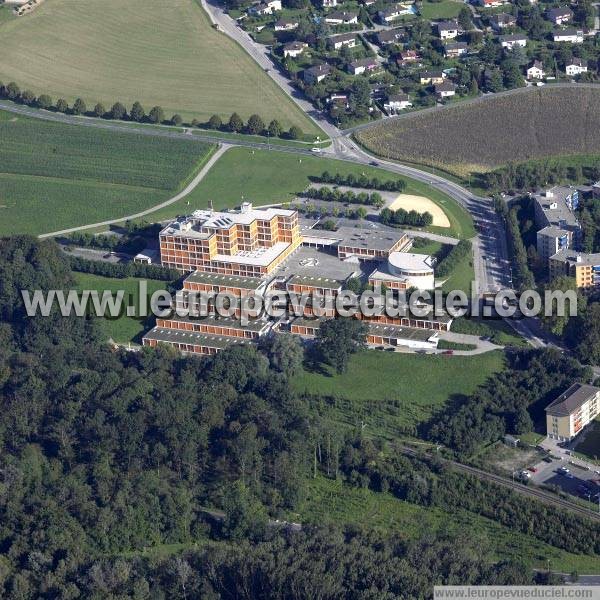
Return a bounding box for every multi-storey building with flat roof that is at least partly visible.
[548,249,600,288]
[545,383,600,441]
[537,225,570,261]
[159,202,301,276]
[533,187,581,255]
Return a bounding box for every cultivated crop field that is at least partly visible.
[0,112,213,235]
[356,87,600,177]
[0,0,317,132]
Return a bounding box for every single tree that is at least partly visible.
[55,98,69,113]
[110,101,127,120]
[228,112,243,132]
[171,114,183,126]
[36,94,52,110]
[20,90,36,105]
[208,114,222,129]
[267,119,282,138]
[72,98,87,115]
[130,101,145,122]
[6,82,20,100]
[317,318,368,373]
[260,334,304,376]
[246,114,265,135]
[148,106,165,124]
[288,125,303,140]
[93,102,106,118]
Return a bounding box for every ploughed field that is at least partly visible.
[356,87,600,177]
[0,0,317,132]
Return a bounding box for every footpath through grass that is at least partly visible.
[293,350,505,434]
[298,477,600,574]
[148,147,475,239]
[0,111,214,235]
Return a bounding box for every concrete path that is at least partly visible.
[38,144,230,239]
[408,231,459,245]
[437,330,504,355]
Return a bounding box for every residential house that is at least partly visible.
[303,63,333,84]
[490,12,517,31]
[566,57,588,76]
[435,81,456,98]
[274,18,299,31]
[322,0,338,7]
[248,0,282,16]
[526,59,545,79]
[378,3,415,24]
[327,93,349,109]
[348,57,380,75]
[444,41,468,57]
[324,10,358,25]
[375,28,405,45]
[500,33,527,49]
[478,0,508,7]
[328,32,358,50]
[384,93,412,113]
[283,41,308,58]
[553,28,584,43]
[545,6,573,25]
[420,70,445,85]
[397,49,420,65]
[436,20,460,40]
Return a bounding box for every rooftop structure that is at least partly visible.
[532,186,580,233]
[370,252,435,290]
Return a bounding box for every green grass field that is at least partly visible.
[298,477,600,573]
[0,111,214,235]
[450,317,527,346]
[0,0,317,133]
[294,350,505,434]
[147,147,475,239]
[419,0,464,19]
[73,272,171,343]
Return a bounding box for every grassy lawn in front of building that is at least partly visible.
[73,272,172,344]
[293,350,505,435]
[147,147,476,239]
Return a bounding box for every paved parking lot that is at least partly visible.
[523,438,600,505]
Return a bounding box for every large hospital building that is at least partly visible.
[143,203,450,355]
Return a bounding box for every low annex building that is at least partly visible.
[546,383,599,441]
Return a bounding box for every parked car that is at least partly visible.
[527,467,537,473]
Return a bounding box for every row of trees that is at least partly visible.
[482,160,600,194]
[69,254,179,281]
[379,206,433,227]
[65,231,147,255]
[435,240,472,278]
[339,436,600,556]
[301,186,385,208]
[315,171,407,192]
[424,347,591,455]
[0,81,304,139]
[291,202,369,221]
[496,199,535,291]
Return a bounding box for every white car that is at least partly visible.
[560,466,570,473]
[311,147,322,154]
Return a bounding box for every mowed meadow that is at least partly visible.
[0,112,213,235]
[356,87,600,177]
[0,0,317,133]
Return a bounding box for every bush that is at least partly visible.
[72,98,87,115]
[36,94,53,110]
[208,114,222,130]
[110,102,127,120]
[148,106,165,124]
